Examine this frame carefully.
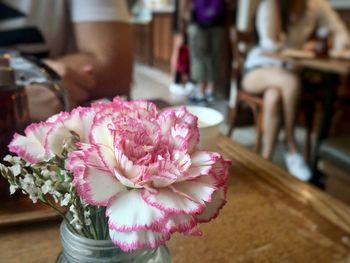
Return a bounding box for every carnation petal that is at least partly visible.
[163,213,197,233]
[183,227,203,236]
[8,122,53,162]
[114,168,143,188]
[171,179,217,205]
[109,228,170,252]
[188,151,218,177]
[127,100,159,119]
[209,157,232,187]
[107,190,166,231]
[68,144,124,206]
[195,187,227,223]
[90,116,114,146]
[157,111,176,135]
[63,107,95,142]
[45,122,71,157]
[142,188,204,214]
[175,106,198,127]
[115,150,143,180]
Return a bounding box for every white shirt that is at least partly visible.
[245,0,350,70]
[0,0,130,58]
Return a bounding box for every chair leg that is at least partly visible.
[254,107,263,153]
[304,104,315,163]
[227,102,240,138]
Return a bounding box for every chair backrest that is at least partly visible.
[231,28,254,90]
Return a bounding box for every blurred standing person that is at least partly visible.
[243,0,350,180]
[169,0,194,97]
[0,0,134,121]
[181,0,235,102]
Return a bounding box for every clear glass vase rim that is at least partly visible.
[61,221,117,248]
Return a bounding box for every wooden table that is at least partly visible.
[1,136,350,262]
[264,52,350,182]
[266,52,350,75]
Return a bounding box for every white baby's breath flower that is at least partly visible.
[73,222,83,231]
[13,156,21,162]
[85,218,92,226]
[60,170,71,182]
[60,193,71,207]
[69,211,83,230]
[3,155,12,162]
[28,188,42,203]
[50,172,58,181]
[69,205,76,213]
[54,190,62,198]
[83,210,92,225]
[84,210,90,218]
[20,174,34,190]
[41,180,53,194]
[9,184,18,195]
[41,169,51,179]
[10,164,21,177]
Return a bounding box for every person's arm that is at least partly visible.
[256,0,284,51]
[45,21,133,104]
[179,0,192,25]
[315,0,350,50]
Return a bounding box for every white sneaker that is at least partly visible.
[169,82,195,97]
[205,90,215,102]
[284,152,312,181]
[184,82,195,95]
[169,83,187,96]
[188,87,206,102]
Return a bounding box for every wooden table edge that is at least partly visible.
[217,135,350,234]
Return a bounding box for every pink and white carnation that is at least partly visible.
[9,97,231,252]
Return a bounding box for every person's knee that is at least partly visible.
[264,88,282,107]
[263,88,282,116]
[281,71,301,95]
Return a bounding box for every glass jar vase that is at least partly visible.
[56,222,171,263]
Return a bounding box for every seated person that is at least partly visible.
[243,0,350,180]
[0,0,134,120]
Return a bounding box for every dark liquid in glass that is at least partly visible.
[0,86,29,197]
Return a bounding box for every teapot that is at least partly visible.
[0,50,70,196]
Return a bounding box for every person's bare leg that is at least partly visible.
[206,82,214,93]
[242,67,300,156]
[277,71,301,153]
[262,88,282,159]
[197,81,206,96]
[243,67,310,180]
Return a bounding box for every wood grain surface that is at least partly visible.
[1,136,350,263]
[0,196,59,227]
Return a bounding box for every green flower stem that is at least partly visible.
[43,197,80,236]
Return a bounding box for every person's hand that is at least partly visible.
[44,60,97,103]
[302,41,317,52]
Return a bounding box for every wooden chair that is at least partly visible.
[227,29,264,153]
